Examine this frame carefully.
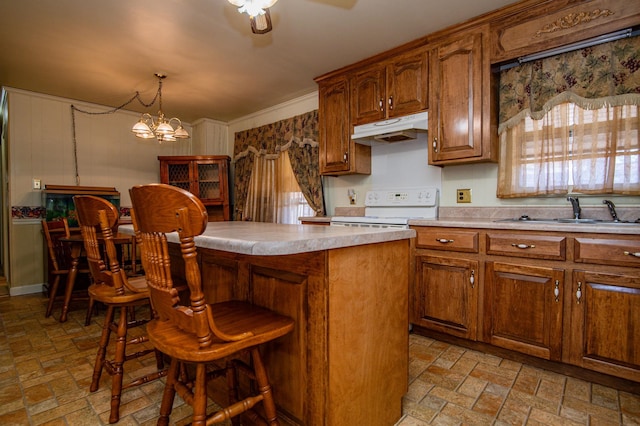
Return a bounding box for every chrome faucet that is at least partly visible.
[603,200,620,222]
[567,196,581,219]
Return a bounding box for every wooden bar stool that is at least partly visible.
[42,218,92,320]
[130,183,294,426]
[74,195,166,424]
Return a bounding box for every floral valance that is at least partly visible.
[499,34,640,133]
[233,110,319,161]
[233,110,325,219]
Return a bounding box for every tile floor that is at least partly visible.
[0,293,639,425]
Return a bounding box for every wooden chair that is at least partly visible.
[73,195,166,424]
[129,183,294,426]
[42,218,92,319]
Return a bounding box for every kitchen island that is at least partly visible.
[120,222,415,426]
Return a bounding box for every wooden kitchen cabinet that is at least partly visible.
[411,227,480,340]
[414,254,479,340]
[411,225,640,384]
[158,155,230,221]
[484,261,564,361]
[567,270,640,383]
[350,47,428,126]
[565,237,640,382]
[428,24,497,165]
[317,75,371,175]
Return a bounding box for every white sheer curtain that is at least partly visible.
[243,150,314,223]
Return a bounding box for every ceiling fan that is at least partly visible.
[227,0,357,34]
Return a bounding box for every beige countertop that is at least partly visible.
[119,221,416,256]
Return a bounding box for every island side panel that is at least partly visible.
[327,239,410,426]
[198,248,328,425]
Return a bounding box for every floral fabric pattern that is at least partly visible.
[233,110,324,220]
[499,34,640,133]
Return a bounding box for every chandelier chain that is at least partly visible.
[70,82,163,185]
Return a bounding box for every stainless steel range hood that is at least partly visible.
[352,111,428,144]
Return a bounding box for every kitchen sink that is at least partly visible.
[495,215,640,225]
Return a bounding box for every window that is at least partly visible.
[497,34,640,198]
[244,150,315,224]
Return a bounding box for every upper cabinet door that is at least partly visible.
[351,65,386,126]
[318,76,371,176]
[429,25,497,165]
[386,48,429,119]
[351,48,428,126]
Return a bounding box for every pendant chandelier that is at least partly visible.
[131,73,189,143]
[228,0,278,34]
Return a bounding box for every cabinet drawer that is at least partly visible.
[486,233,566,260]
[575,238,640,267]
[414,227,478,253]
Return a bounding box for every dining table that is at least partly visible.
[57,231,136,322]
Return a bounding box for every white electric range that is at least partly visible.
[330,187,439,229]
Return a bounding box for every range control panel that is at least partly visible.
[364,187,439,207]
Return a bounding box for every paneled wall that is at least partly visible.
[4,88,194,294]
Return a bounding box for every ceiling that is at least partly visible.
[0,0,517,123]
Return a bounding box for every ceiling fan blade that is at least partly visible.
[307,0,357,9]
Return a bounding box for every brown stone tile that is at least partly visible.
[565,377,591,402]
[460,349,502,367]
[395,414,431,426]
[402,399,439,424]
[512,368,540,395]
[0,408,30,425]
[563,395,621,419]
[473,390,504,417]
[419,364,466,391]
[429,386,476,409]
[457,376,487,399]
[620,391,640,419]
[24,383,54,405]
[406,378,434,402]
[29,399,89,425]
[536,377,566,404]
[529,406,583,425]
[591,383,620,411]
[439,402,495,425]
[469,362,518,388]
[505,389,561,416]
[449,357,478,376]
[559,404,589,424]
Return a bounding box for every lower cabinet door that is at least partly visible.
[484,261,564,360]
[566,270,640,382]
[412,255,479,340]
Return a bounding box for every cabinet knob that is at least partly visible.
[470,269,475,289]
[432,138,438,153]
[379,98,384,112]
[343,152,348,163]
[554,280,560,302]
[388,96,393,110]
[624,251,640,258]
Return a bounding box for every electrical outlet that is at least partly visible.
[347,189,356,205]
[457,188,471,203]
[33,179,41,190]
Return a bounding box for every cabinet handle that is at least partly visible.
[343,151,348,163]
[388,96,393,110]
[435,238,454,244]
[624,251,640,258]
[379,98,384,112]
[576,281,582,304]
[554,280,560,302]
[432,137,438,153]
[470,269,475,289]
[511,243,536,249]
